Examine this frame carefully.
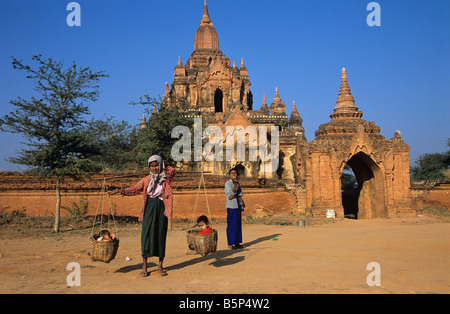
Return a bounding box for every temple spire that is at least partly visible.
[164,82,170,97]
[292,101,298,114]
[336,68,355,107]
[194,0,219,51]
[331,68,363,120]
[270,88,287,116]
[290,101,302,120]
[140,114,147,129]
[260,94,269,115]
[273,87,282,103]
[290,101,304,135]
[201,0,212,25]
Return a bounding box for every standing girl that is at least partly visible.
[224,168,245,249]
[110,155,176,277]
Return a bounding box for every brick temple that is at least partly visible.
[147,1,413,218]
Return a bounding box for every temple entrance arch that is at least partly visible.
[341,152,386,219]
[302,68,412,218]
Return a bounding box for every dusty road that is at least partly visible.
[0,217,449,294]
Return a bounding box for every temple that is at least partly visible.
[161,0,303,181]
[147,1,413,218]
[297,68,413,218]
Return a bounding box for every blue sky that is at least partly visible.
[0,0,448,171]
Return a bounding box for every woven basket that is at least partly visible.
[186,229,218,257]
[89,236,119,263]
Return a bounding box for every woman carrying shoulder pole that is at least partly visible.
[109,155,176,277]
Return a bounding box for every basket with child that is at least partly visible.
[89,229,119,263]
[186,170,218,257]
[186,216,218,257]
[88,178,120,263]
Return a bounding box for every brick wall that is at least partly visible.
[0,173,296,219]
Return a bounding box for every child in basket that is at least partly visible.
[197,215,213,235]
[97,229,116,242]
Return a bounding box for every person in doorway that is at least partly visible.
[109,155,176,277]
[224,168,245,249]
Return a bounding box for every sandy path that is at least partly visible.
[0,217,449,294]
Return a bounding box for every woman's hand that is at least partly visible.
[108,189,121,196]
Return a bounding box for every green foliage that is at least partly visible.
[0,55,108,231]
[130,96,194,167]
[341,164,358,190]
[411,139,450,180]
[0,55,109,178]
[83,117,134,172]
[418,207,450,217]
[0,207,28,226]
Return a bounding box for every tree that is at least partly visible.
[411,139,450,180]
[0,55,108,232]
[341,164,358,190]
[130,96,194,168]
[84,117,134,172]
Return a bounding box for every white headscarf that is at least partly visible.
[147,155,167,194]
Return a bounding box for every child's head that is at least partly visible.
[100,230,111,239]
[196,215,209,230]
[229,168,238,179]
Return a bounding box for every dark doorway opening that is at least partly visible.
[214,89,223,113]
[247,91,253,110]
[341,164,359,219]
[234,163,246,177]
[341,152,386,219]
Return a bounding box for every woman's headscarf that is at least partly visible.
[147,155,167,194]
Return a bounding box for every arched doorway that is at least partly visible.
[214,89,223,113]
[341,164,359,219]
[247,91,253,110]
[234,163,246,177]
[341,152,386,219]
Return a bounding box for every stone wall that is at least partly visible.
[1,171,446,220]
[410,181,450,210]
[0,173,296,220]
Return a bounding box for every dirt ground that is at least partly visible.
[0,214,449,294]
